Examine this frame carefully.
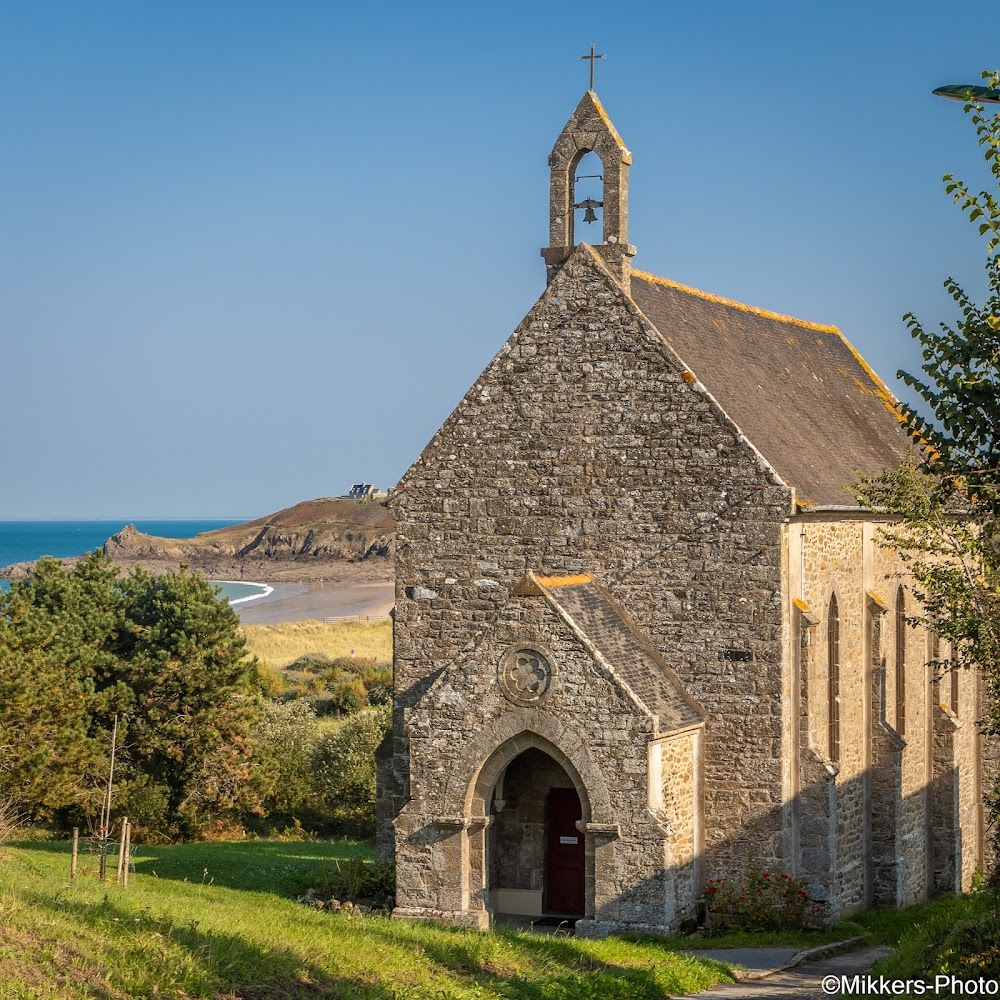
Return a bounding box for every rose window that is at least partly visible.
[498,646,554,705]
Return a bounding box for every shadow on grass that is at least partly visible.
[353,920,732,999]
[23,889,397,1000]
[10,869,731,999]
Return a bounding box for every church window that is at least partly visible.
[828,594,840,761]
[895,587,906,736]
[928,630,941,708]
[950,646,960,716]
[928,631,958,715]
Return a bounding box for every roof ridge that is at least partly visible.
[586,90,628,152]
[631,268,839,334]
[534,573,591,588]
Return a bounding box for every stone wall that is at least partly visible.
[788,513,988,911]
[658,729,702,915]
[392,591,695,933]
[386,245,792,929]
[382,238,993,931]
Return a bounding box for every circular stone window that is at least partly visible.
[498,644,555,706]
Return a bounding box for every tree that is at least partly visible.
[854,69,1000,857]
[0,554,262,838]
[895,70,1000,484]
[113,566,261,837]
[0,555,127,820]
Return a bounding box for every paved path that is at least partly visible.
[687,947,798,977]
[690,945,890,998]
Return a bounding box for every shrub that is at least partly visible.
[928,887,1000,980]
[310,856,396,905]
[115,777,172,843]
[250,700,320,818]
[703,862,820,931]
[318,680,364,716]
[288,653,334,673]
[311,707,390,833]
[363,677,392,708]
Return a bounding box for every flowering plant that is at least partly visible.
[702,861,824,931]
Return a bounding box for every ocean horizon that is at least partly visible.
[0,519,271,606]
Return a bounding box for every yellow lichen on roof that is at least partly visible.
[631,269,840,334]
[587,91,628,151]
[830,327,902,423]
[536,573,592,589]
[792,598,811,612]
[632,267,905,426]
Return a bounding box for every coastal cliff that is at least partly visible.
[0,497,395,583]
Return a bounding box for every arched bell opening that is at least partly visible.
[468,736,593,923]
[569,149,604,247]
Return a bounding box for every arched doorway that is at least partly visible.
[486,747,586,918]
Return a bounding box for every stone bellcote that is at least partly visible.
[541,91,636,292]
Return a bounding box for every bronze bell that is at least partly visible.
[574,197,603,224]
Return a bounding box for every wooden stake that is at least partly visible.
[99,714,119,881]
[71,827,79,881]
[122,821,131,888]
[115,816,128,883]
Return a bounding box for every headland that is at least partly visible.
[0,497,396,622]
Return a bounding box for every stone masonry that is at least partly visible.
[377,89,993,934]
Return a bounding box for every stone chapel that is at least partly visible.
[377,89,995,936]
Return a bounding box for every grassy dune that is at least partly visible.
[0,841,732,999]
[241,619,392,672]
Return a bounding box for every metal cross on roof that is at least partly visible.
[580,43,605,91]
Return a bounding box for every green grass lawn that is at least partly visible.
[851,889,1000,980]
[0,839,734,999]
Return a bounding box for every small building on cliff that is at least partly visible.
[378,90,993,935]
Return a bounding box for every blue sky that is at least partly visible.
[1,1,996,518]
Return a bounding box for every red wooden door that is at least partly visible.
[546,787,585,915]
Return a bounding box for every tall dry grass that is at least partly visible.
[0,796,25,856]
[240,619,391,672]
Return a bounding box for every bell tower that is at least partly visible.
[541,90,636,291]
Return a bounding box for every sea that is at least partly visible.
[0,520,272,607]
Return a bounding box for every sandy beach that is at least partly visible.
[235,580,394,625]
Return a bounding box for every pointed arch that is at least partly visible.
[950,647,960,716]
[895,586,907,735]
[462,719,612,826]
[828,592,841,761]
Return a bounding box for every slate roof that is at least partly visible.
[630,270,911,506]
[518,572,703,734]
